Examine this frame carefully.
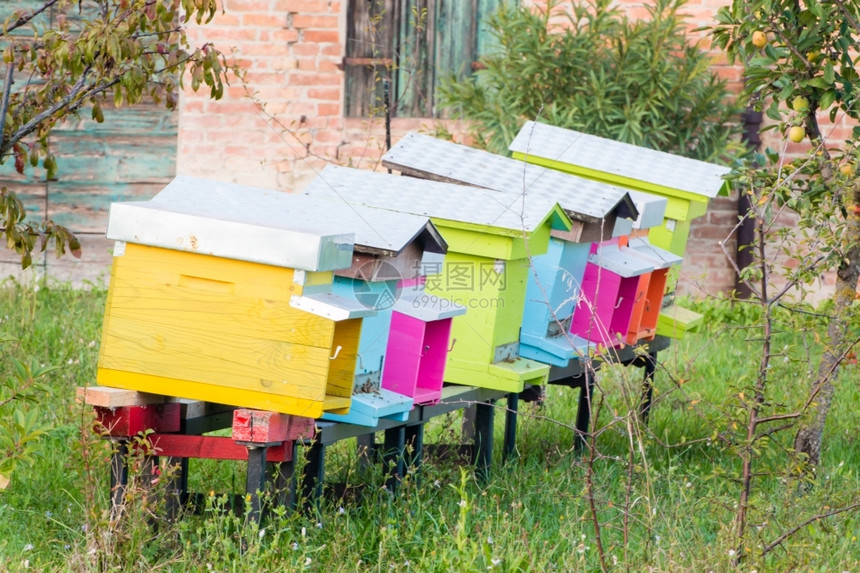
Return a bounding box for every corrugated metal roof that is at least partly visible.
[303,165,569,235]
[142,175,446,257]
[382,131,637,224]
[510,121,730,198]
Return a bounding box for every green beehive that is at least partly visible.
[509,121,731,338]
[509,121,731,258]
[303,165,573,392]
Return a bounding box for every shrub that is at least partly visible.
[438,0,743,161]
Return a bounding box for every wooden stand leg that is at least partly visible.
[474,401,495,483]
[110,440,130,517]
[165,457,188,522]
[245,446,268,523]
[356,433,376,471]
[638,351,658,424]
[404,423,424,475]
[270,446,298,511]
[503,393,519,463]
[575,372,596,453]
[461,404,477,441]
[302,440,325,512]
[382,426,405,492]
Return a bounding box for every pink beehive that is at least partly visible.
[570,241,654,347]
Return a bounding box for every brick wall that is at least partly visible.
[177,0,847,300]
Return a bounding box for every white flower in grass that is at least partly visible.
[23,544,33,552]
[492,558,502,566]
[458,500,467,508]
[728,549,736,557]
[487,535,493,545]
[304,558,312,567]
[291,542,299,551]
[258,528,265,539]
[316,522,322,529]
[338,506,346,515]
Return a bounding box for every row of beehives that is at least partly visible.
[94,121,730,425]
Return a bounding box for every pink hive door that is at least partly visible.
[382,313,452,406]
[610,275,640,346]
[413,318,452,405]
[570,262,622,345]
[626,273,652,345]
[382,313,425,398]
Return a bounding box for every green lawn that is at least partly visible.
[1,282,858,571]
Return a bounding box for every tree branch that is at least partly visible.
[3,0,62,35]
[831,0,860,37]
[0,63,13,144]
[762,502,860,556]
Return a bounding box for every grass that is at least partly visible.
[1,280,859,571]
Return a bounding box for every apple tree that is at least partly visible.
[712,0,860,469]
[1,0,231,267]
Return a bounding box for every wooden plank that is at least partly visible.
[77,386,168,408]
[232,409,315,443]
[148,434,295,462]
[95,403,181,436]
[344,0,397,117]
[99,323,334,398]
[97,368,351,418]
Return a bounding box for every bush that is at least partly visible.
[438,0,743,161]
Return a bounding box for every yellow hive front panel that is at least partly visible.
[97,243,354,416]
[97,369,350,418]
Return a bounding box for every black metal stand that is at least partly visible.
[503,393,519,462]
[638,351,658,424]
[473,400,495,482]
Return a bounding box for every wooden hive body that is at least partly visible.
[98,243,363,418]
[97,176,374,418]
[381,132,639,368]
[303,165,574,392]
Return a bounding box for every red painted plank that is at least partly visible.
[148,434,294,463]
[232,409,314,443]
[96,403,181,436]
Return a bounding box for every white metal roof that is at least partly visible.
[509,121,731,198]
[303,165,568,235]
[382,131,638,224]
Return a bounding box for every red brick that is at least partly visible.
[303,29,340,43]
[292,14,339,29]
[321,44,342,57]
[276,0,329,11]
[308,87,340,101]
[223,0,271,10]
[292,43,321,57]
[297,59,318,71]
[288,73,341,86]
[243,12,285,27]
[317,102,341,116]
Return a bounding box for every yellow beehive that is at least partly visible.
[97,176,372,418]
